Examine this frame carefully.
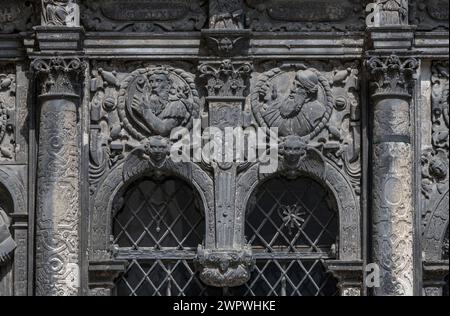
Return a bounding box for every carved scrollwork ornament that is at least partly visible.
[195,245,255,288]
[199,60,252,97]
[367,55,419,98]
[31,57,86,97]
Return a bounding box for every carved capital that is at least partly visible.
[195,246,255,288]
[41,0,80,27]
[199,60,252,98]
[367,55,418,99]
[31,57,85,98]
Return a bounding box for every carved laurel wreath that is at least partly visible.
[117,66,200,141]
[252,66,334,142]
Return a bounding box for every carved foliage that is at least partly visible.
[0,0,36,33]
[31,57,85,97]
[367,55,419,98]
[199,60,252,98]
[0,66,15,161]
[80,0,207,32]
[245,0,367,32]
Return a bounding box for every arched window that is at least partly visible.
[112,177,216,296]
[235,176,339,296]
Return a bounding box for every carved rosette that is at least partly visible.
[367,55,418,296]
[32,57,85,296]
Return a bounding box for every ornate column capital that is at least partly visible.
[31,57,86,99]
[41,0,80,27]
[367,54,419,99]
[199,59,253,99]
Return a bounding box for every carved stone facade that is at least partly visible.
[0,0,448,296]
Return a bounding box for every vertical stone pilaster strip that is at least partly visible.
[367,55,419,296]
[32,58,84,296]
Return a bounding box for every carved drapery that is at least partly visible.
[32,57,84,296]
[367,54,418,296]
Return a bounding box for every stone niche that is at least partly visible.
[80,0,208,32]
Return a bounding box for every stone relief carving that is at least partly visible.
[209,0,244,29]
[118,66,199,139]
[367,55,418,296]
[0,0,36,33]
[378,0,408,25]
[80,0,207,32]
[0,206,15,265]
[89,63,200,196]
[199,60,252,98]
[252,63,361,194]
[422,61,449,262]
[32,57,85,296]
[195,246,254,288]
[409,0,449,30]
[0,67,15,161]
[245,0,367,32]
[41,0,80,27]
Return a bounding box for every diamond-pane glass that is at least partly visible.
[246,177,338,253]
[113,177,205,250]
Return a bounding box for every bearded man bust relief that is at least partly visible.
[262,69,328,138]
[132,70,193,137]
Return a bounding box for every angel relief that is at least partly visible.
[118,67,200,140]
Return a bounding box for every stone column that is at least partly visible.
[32,57,85,296]
[196,60,253,288]
[367,55,418,296]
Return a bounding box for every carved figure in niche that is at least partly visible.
[210,0,244,29]
[0,207,15,265]
[261,69,328,137]
[119,67,199,140]
[378,0,408,25]
[41,0,79,26]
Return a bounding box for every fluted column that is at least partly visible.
[367,55,418,296]
[32,57,85,296]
